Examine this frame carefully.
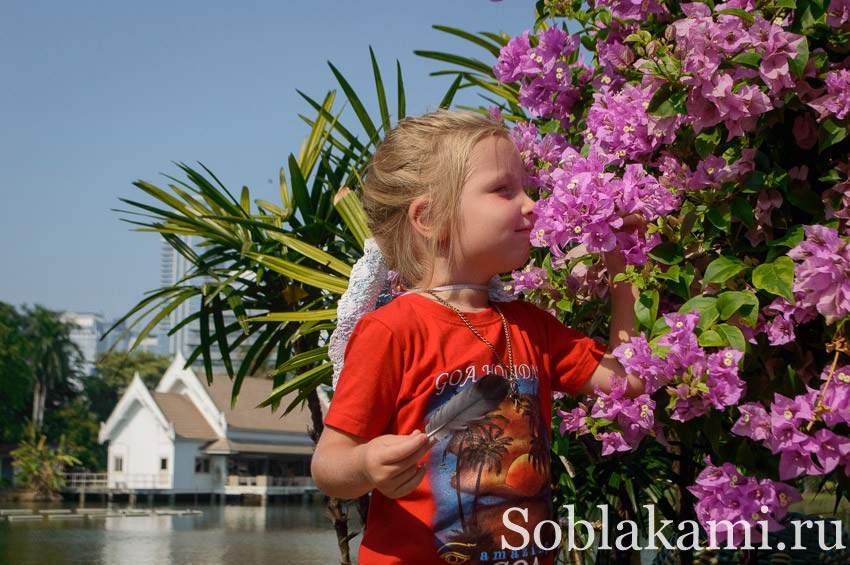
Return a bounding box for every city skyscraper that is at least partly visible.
[158,235,202,358]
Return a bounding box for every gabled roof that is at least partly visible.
[154,353,314,436]
[151,392,218,440]
[99,372,173,444]
[204,438,313,455]
[197,371,313,435]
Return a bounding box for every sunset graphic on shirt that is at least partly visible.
[427,374,555,564]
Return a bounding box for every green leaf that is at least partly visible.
[785,185,824,216]
[258,362,333,408]
[819,117,849,152]
[439,75,463,109]
[789,37,809,79]
[431,25,503,58]
[703,255,748,285]
[635,289,659,331]
[695,129,721,160]
[267,233,352,277]
[250,309,338,323]
[247,253,350,295]
[698,330,725,347]
[333,187,372,248]
[647,83,687,117]
[731,51,761,69]
[715,323,747,352]
[328,60,379,142]
[767,225,804,249]
[269,346,330,377]
[539,119,561,134]
[716,291,760,327]
[287,155,311,216]
[412,50,494,77]
[752,256,795,303]
[730,197,754,227]
[717,8,755,24]
[239,186,251,215]
[369,46,391,135]
[706,202,731,231]
[396,60,406,119]
[648,242,684,265]
[679,296,719,329]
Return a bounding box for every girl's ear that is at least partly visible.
[408,195,435,239]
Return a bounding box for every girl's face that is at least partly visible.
[452,135,536,279]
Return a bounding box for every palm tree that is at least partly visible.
[445,412,509,534]
[11,422,81,499]
[108,49,463,565]
[465,419,512,529]
[22,306,82,429]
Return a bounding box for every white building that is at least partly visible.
[61,311,104,377]
[98,353,316,499]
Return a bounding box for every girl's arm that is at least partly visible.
[577,226,645,398]
[311,425,431,499]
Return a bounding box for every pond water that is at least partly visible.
[1,498,848,564]
[0,500,362,565]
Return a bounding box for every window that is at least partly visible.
[114,456,123,472]
[160,457,168,471]
[194,457,210,473]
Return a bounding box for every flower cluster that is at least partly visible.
[746,189,783,247]
[529,145,676,264]
[688,457,802,545]
[509,260,549,294]
[557,375,656,455]
[732,365,850,480]
[808,69,850,122]
[668,2,804,140]
[613,312,746,421]
[827,0,850,28]
[508,121,571,192]
[494,28,593,126]
[584,82,689,164]
[594,0,669,21]
[787,225,850,325]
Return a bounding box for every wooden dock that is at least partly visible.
[0,507,205,522]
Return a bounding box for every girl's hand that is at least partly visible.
[619,212,647,236]
[604,213,648,273]
[359,430,431,499]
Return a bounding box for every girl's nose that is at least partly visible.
[521,190,536,217]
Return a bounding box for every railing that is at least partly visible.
[226,475,314,488]
[62,472,170,490]
[62,472,108,488]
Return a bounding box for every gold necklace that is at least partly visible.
[423,290,520,408]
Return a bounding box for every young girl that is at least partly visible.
[312,110,644,565]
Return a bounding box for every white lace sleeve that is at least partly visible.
[328,240,515,389]
[329,238,388,389]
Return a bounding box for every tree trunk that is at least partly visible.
[31,381,44,429]
[306,388,370,564]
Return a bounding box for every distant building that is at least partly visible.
[97,354,316,500]
[158,236,201,358]
[156,235,264,369]
[61,312,104,377]
[61,312,160,377]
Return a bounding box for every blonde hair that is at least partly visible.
[361,109,509,287]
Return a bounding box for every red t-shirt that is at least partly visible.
[324,292,606,565]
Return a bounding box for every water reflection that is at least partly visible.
[0,501,363,565]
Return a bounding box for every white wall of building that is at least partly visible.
[106,400,174,489]
[171,440,217,493]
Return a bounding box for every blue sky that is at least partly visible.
[0,1,533,319]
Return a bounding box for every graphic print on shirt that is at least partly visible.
[426,366,555,564]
